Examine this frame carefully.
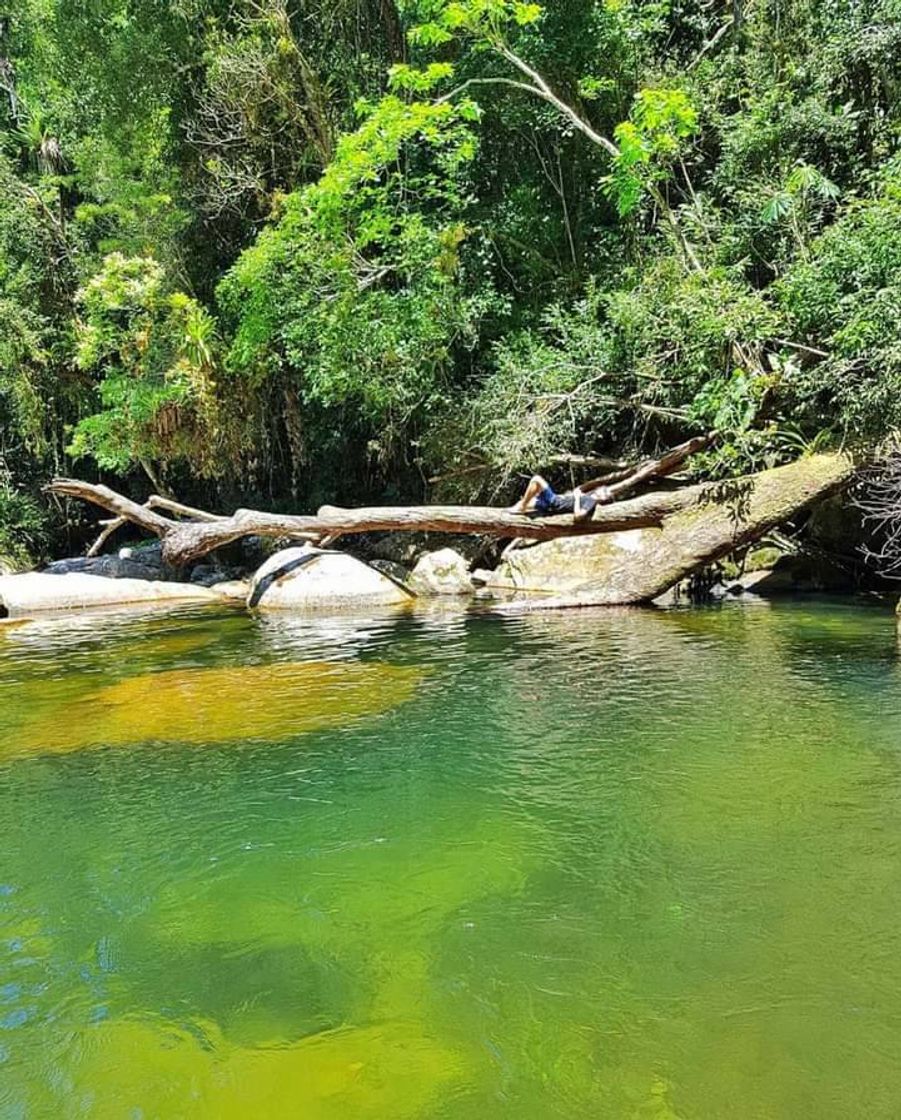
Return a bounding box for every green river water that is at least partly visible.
[1,598,901,1119]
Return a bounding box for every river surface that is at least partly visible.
[1,598,900,1119]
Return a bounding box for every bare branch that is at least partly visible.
[851,448,901,578]
[687,18,734,70]
[583,433,712,498]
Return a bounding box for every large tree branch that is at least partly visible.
[50,480,176,538]
[47,477,684,568]
[494,42,620,159]
[83,494,227,557]
[439,44,704,274]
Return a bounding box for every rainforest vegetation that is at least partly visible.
[0,0,899,563]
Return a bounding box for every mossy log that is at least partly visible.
[489,453,857,606]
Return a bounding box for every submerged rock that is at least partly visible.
[0,571,219,617]
[487,453,855,605]
[408,548,473,596]
[66,1016,465,1120]
[248,547,412,610]
[15,660,421,755]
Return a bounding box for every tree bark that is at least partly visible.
[47,477,683,567]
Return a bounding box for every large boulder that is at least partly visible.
[44,543,241,589]
[487,453,855,605]
[407,548,472,596]
[188,561,241,587]
[367,531,495,569]
[488,532,650,595]
[247,547,413,610]
[0,572,220,617]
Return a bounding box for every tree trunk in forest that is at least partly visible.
[378,0,406,61]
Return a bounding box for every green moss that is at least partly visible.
[722,545,785,578]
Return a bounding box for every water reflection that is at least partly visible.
[255,606,409,662]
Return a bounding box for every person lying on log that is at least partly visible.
[507,475,613,522]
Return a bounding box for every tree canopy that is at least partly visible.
[1,0,899,557]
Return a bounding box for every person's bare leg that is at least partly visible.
[507,475,547,513]
[571,487,597,522]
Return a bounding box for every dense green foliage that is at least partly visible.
[0,0,899,554]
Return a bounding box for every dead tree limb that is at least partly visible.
[427,452,633,485]
[85,493,227,557]
[54,481,174,540]
[87,518,127,558]
[851,447,901,578]
[146,495,224,523]
[582,434,712,498]
[47,477,683,568]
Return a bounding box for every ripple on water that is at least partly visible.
[1,599,901,1119]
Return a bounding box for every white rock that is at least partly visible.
[210,579,252,602]
[408,548,472,596]
[0,572,219,617]
[247,547,412,610]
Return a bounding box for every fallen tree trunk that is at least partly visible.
[489,452,858,606]
[47,478,689,567]
[47,451,856,585]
